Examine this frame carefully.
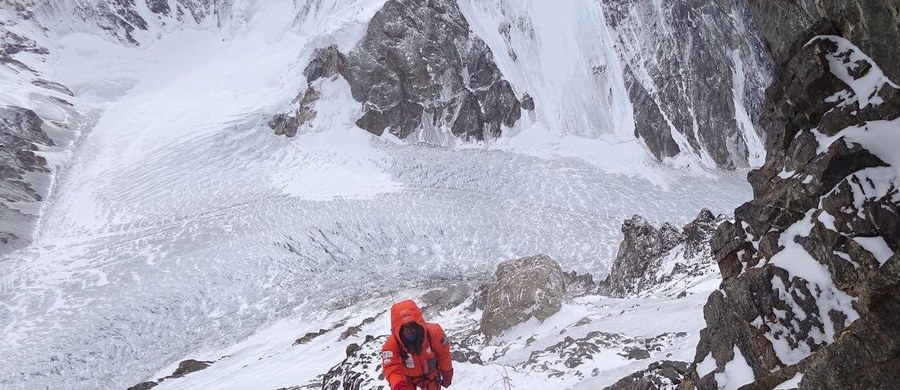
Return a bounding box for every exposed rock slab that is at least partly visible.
[0,106,52,252]
[748,0,900,82]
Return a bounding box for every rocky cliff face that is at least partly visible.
[0,12,89,253]
[602,0,771,168]
[601,210,723,298]
[679,10,900,390]
[0,107,52,250]
[271,0,524,143]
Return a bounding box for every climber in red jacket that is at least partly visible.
[381,299,454,390]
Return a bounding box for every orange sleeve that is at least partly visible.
[382,336,406,389]
[427,323,453,372]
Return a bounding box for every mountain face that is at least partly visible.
[673,5,900,390]
[271,0,523,142]
[17,0,229,44]
[0,0,773,252]
[749,0,900,83]
[2,0,896,389]
[603,0,771,168]
[0,10,90,253]
[271,0,770,165]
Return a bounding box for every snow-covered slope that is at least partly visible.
[133,273,722,390]
[0,1,759,389]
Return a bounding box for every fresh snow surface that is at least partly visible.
[853,236,895,266]
[696,352,717,378]
[0,1,753,389]
[714,345,755,390]
[773,372,804,390]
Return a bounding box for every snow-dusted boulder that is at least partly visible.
[603,360,690,390]
[480,254,566,337]
[683,19,900,390]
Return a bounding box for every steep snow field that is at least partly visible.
[1,1,752,389]
[146,271,723,390]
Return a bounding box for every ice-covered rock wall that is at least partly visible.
[458,0,771,169]
[601,0,771,168]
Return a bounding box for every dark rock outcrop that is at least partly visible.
[272,0,522,142]
[604,360,690,390]
[269,46,349,137]
[319,335,386,390]
[126,358,215,390]
[269,86,321,137]
[600,210,723,297]
[0,106,53,252]
[603,0,771,168]
[347,0,521,140]
[480,254,566,336]
[680,15,900,390]
[748,0,900,83]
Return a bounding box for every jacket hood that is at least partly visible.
[390,299,427,338]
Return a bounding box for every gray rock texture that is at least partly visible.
[480,254,566,337]
[748,0,900,83]
[603,0,771,168]
[348,0,521,141]
[0,106,52,252]
[678,14,900,390]
[600,215,682,297]
[600,210,723,297]
[604,360,690,390]
[272,0,523,142]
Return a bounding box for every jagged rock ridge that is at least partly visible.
[10,0,230,45]
[600,210,723,298]
[677,11,900,390]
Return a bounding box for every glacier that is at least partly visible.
[0,0,756,389]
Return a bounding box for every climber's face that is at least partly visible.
[401,323,419,341]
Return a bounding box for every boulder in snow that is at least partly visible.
[480,254,566,336]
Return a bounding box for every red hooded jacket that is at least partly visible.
[381,300,453,390]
